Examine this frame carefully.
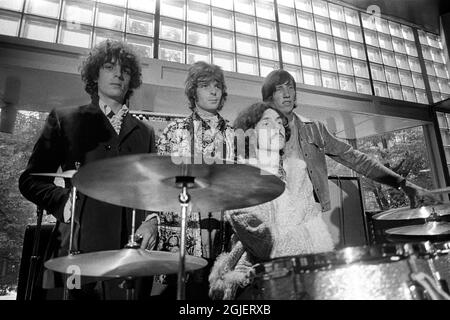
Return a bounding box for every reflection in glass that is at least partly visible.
[22,16,57,42]
[367,46,382,64]
[159,40,185,63]
[356,78,372,94]
[187,24,210,47]
[395,53,409,70]
[435,63,449,78]
[412,72,425,89]
[373,81,389,97]
[428,76,439,91]
[321,72,339,89]
[425,61,436,76]
[401,25,414,41]
[127,35,153,59]
[438,78,450,94]
[353,60,369,78]
[415,89,428,104]
[127,11,154,37]
[388,21,402,38]
[328,3,344,21]
[187,46,211,64]
[96,5,125,31]
[388,84,403,100]
[336,56,353,75]
[59,22,91,48]
[339,75,356,92]
[402,86,416,102]
[370,63,386,82]
[408,56,421,72]
[384,66,400,84]
[381,50,396,67]
[398,70,413,87]
[405,41,418,57]
[375,18,390,34]
[378,33,393,51]
[344,8,359,26]
[160,18,185,42]
[364,29,379,47]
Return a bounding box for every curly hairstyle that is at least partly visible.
[185,61,228,111]
[233,102,291,159]
[80,40,142,102]
[261,69,297,109]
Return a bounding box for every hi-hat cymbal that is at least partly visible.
[372,204,450,221]
[385,222,450,237]
[31,170,77,179]
[44,249,207,278]
[72,154,285,212]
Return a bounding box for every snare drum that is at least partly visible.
[250,242,437,300]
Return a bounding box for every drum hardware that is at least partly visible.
[372,204,450,221]
[385,221,450,237]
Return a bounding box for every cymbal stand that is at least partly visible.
[176,176,193,300]
[125,209,140,249]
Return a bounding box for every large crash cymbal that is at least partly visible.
[44,249,207,278]
[31,170,77,179]
[72,154,285,212]
[372,204,450,221]
[385,222,450,237]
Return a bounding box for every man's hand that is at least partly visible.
[400,180,441,208]
[135,218,158,250]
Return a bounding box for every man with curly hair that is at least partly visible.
[19,40,157,299]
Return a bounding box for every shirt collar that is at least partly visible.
[99,98,128,116]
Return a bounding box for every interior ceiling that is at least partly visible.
[0,65,427,140]
[340,0,447,34]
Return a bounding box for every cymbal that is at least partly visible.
[385,222,450,237]
[44,249,208,278]
[31,170,77,179]
[372,204,450,221]
[72,154,285,212]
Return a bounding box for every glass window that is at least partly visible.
[398,70,413,87]
[160,0,185,20]
[364,29,379,47]
[96,4,125,31]
[159,40,185,63]
[339,74,356,92]
[375,18,390,34]
[212,29,234,51]
[331,20,347,39]
[236,34,257,56]
[295,0,312,13]
[284,64,303,83]
[314,16,331,34]
[235,13,256,36]
[280,24,298,45]
[319,52,337,72]
[415,89,428,104]
[0,10,21,36]
[367,46,382,63]
[234,0,255,15]
[0,0,24,11]
[401,25,414,41]
[370,63,386,82]
[258,39,278,60]
[402,86,416,102]
[297,11,314,30]
[347,25,363,42]
[260,59,281,77]
[237,55,259,75]
[381,49,396,67]
[388,84,403,100]
[438,78,450,94]
[344,7,359,26]
[373,81,389,97]
[160,17,185,42]
[421,45,432,60]
[299,29,317,49]
[278,0,294,7]
[408,56,421,72]
[62,0,94,25]
[432,91,442,103]
[278,5,296,25]
[211,0,233,10]
[425,60,436,76]
[212,8,234,31]
[93,28,124,44]
[301,48,319,68]
[98,0,126,7]
[128,0,156,13]
[435,63,449,78]
[187,23,210,47]
[328,3,344,21]
[187,46,211,64]
[353,60,369,78]
[388,21,402,38]
[127,35,153,59]
[384,66,400,84]
[417,30,428,45]
[317,34,334,53]
[213,50,235,71]
[187,0,210,25]
[257,18,276,40]
[255,0,274,20]
[335,38,351,57]
[312,0,328,17]
[361,13,375,30]
[321,72,339,89]
[428,76,439,91]
[431,48,445,64]
[378,33,393,51]
[356,78,372,94]
[350,42,366,60]
[336,56,353,75]
[427,33,441,49]
[58,22,91,48]
[303,67,321,86]
[412,72,425,89]
[26,0,60,19]
[281,44,300,65]
[21,15,58,42]
[127,11,154,37]
[405,41,418,57]
[395,53,409,70]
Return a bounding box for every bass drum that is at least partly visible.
[250,242,440,300]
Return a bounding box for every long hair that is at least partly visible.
[80,40,142,102]
[185,61,228,111]
[233,102,290,159]
[261,69,297,108]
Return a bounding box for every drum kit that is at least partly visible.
[28,154,450,300]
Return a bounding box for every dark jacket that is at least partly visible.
[294,113,404,212]
[19,100,156,259]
